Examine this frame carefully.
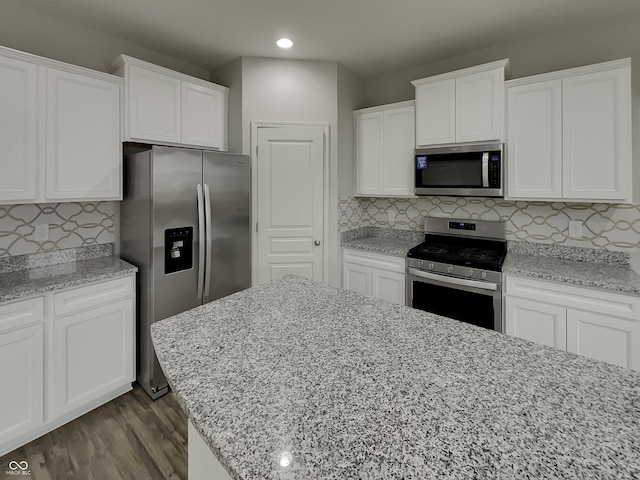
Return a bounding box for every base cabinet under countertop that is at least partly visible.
[0,323,44,447]
[0,275,135,457]
[342,248,406,305]
[504,274,640,370]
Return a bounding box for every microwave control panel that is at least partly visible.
[488,153,501,188]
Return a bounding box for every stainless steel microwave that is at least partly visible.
[414,143,504,197]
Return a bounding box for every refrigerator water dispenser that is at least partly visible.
[165,227,193,274]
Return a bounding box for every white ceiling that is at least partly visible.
[12,0,640,77]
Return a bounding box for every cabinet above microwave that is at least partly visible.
[411,59,510,147]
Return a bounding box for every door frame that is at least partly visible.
[250,121,330,286]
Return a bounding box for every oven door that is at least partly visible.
[406,268,503,332]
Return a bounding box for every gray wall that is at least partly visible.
[335,64,364,284]
[211,58,243,154]
[364,15,640,203]
[213,57,345,286]
[337,64,365,199]
[364,16,640,106]
[238,57,338,156]
[0,2,209,78]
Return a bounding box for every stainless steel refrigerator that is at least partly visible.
[120,145,250,399]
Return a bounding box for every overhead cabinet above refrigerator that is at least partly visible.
[109,55,228,150]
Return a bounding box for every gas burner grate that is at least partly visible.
[408,237,507,271]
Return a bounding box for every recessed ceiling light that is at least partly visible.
[276,38,293,49]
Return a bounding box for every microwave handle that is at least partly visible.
[482,152,489,187]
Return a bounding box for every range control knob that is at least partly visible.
[428,263,434,270]
[481,272,487,280]
[467,269,473,277]
[447,266,453,274]
[418,261,423,269]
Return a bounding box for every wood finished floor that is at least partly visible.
[0,385,188,480]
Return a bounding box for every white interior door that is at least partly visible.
[256,126,325,284]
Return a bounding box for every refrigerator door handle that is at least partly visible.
[203,183,213,298]
[196,184,205,299]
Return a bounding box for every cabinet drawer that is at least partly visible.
[343,248,406,273]
[505,275,640,321]
[0,297,44,333]
[54,276,134,317]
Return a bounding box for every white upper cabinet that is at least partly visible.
[507,80,563,198]
[562,67,631,201]
[355,101,415,197]
[0,45,123,205]
[111,55,228,151]
[0,56,38,203]
[412,59,509,147]
[355,110,384,195]
[182,81,227,149]
[46,68,121,200]
[414,79,455,146]
[455,68,504,143]
[128,65,182,144]
[506,59,632,203]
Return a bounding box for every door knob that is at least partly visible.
[314,240,321,246]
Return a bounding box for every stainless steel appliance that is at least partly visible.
[414,143,503,197]
[406,217,506,331]
[120,145,250,399]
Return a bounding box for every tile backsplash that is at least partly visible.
[0,202,114,257]
[338,196,640,252]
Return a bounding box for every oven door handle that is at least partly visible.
[407,268,499,292]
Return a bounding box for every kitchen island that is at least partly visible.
[151,275,640,479]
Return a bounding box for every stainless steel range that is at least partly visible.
[406,217,506,332]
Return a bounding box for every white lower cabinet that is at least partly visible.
[0,275,135,457]
[343,248,405,305]
[343,262,371,296]
[53,299,134,418]
[0,323,44,447]
[372,270,406,305]
[505,275,640,370]
[505,296,567,349]
[566,310,638,370]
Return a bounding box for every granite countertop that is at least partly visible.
[504,245,640,296]
[0,255,138,303]
[340,226,640,296]
[151,275,640,480]
[341,227,423,256]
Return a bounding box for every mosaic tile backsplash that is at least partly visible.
[0,202,114,257]
[338,196,640,252]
